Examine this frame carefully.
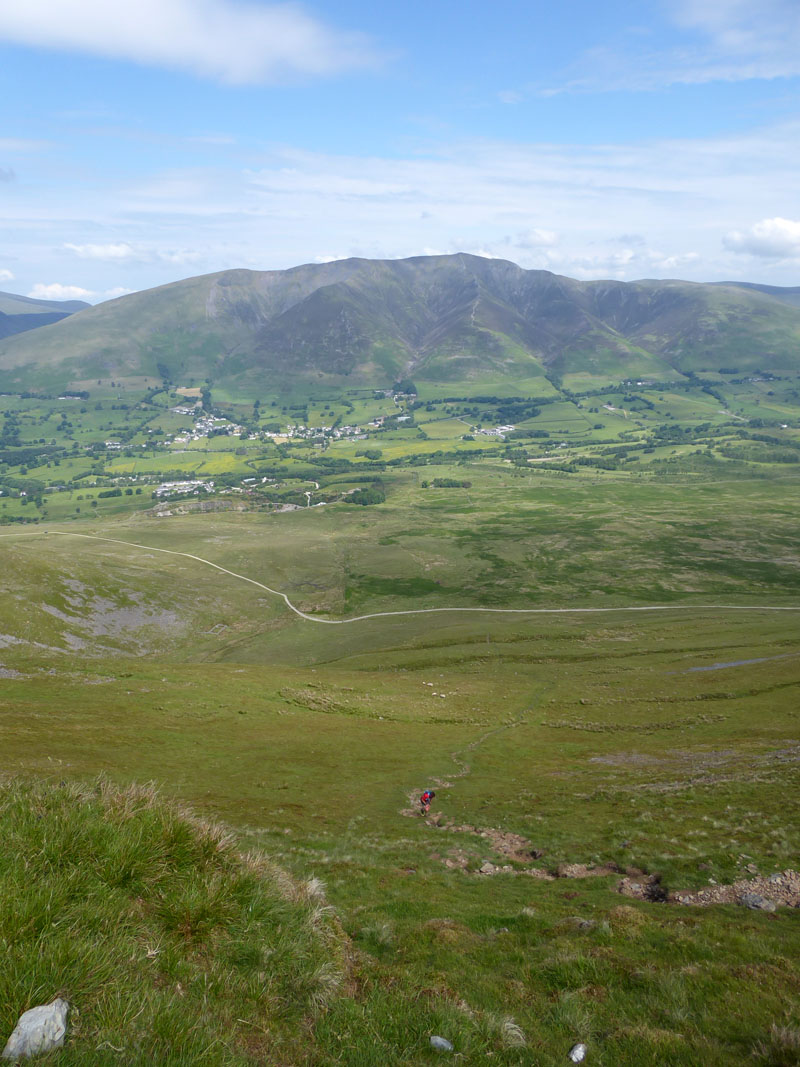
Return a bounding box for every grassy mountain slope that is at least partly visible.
[2,498,800,1064]
[1,256,800,391]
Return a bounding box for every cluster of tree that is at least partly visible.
[324,474,384,485]
[575,456,620,470]
[621,393,655,410]
[348,485,386,506]
[719,443,799,464]
[421,478,472,488]
[0,445,61,466]
[506,428,550,440]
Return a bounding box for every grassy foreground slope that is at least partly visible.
[1,471,799,1064]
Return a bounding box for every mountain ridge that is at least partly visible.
[1,254,799,391]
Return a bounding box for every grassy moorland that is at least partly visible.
[0,370,799,1064]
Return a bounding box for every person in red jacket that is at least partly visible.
[420,789,436,816]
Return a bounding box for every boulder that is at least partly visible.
[738,892,777,912]
[2,999,69,1060]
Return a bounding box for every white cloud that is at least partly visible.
[724,217,800,258]
[158,249,203,265]
[28,282,132,303]
[0,269,14,283]
[0,0,380,85]
[515,228,558,249]
[29,282,94,301]
[648,251,700,270]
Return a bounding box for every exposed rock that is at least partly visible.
[670,869,799,908]
[568,1041,587,1062]
[618,873,667,902]
[523,866,556,881]
[558,862,620,879]
[2,999,69,1060]
[477,860,514,875]
[739,892,777,912]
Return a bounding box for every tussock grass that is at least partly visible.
[0,777,347,1064]
[754,1024,800,1065]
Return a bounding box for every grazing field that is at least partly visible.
[1,372,799,1064]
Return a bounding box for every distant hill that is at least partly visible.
[0,290,90,342]
[1,255,799,391]
[716,281,800,309]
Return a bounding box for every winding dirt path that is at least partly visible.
[5,529,800,626]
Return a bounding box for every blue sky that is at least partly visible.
[1,0,799,302]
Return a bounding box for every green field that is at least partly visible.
[1,373,799,1064]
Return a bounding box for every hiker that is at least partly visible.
[420,789,436,816]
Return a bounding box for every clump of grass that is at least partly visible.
[753,1025,800,1065]
[499,1016,527,1048]
[608,904,649,936]
[0,777,348,1065]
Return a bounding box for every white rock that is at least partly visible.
[2,999,69,1060]
[568,1042,587,1062]
[430,1035,454,1052]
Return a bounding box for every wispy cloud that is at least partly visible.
[64,241,202,265]
[0,0,381,84]
[534,0,800,95]
[0,138,49,152]
[5,121,800,291]
[671,0,800,80]
[0,269,15,283]
[64,242,139,261]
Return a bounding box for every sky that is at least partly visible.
[1,0,799,303]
